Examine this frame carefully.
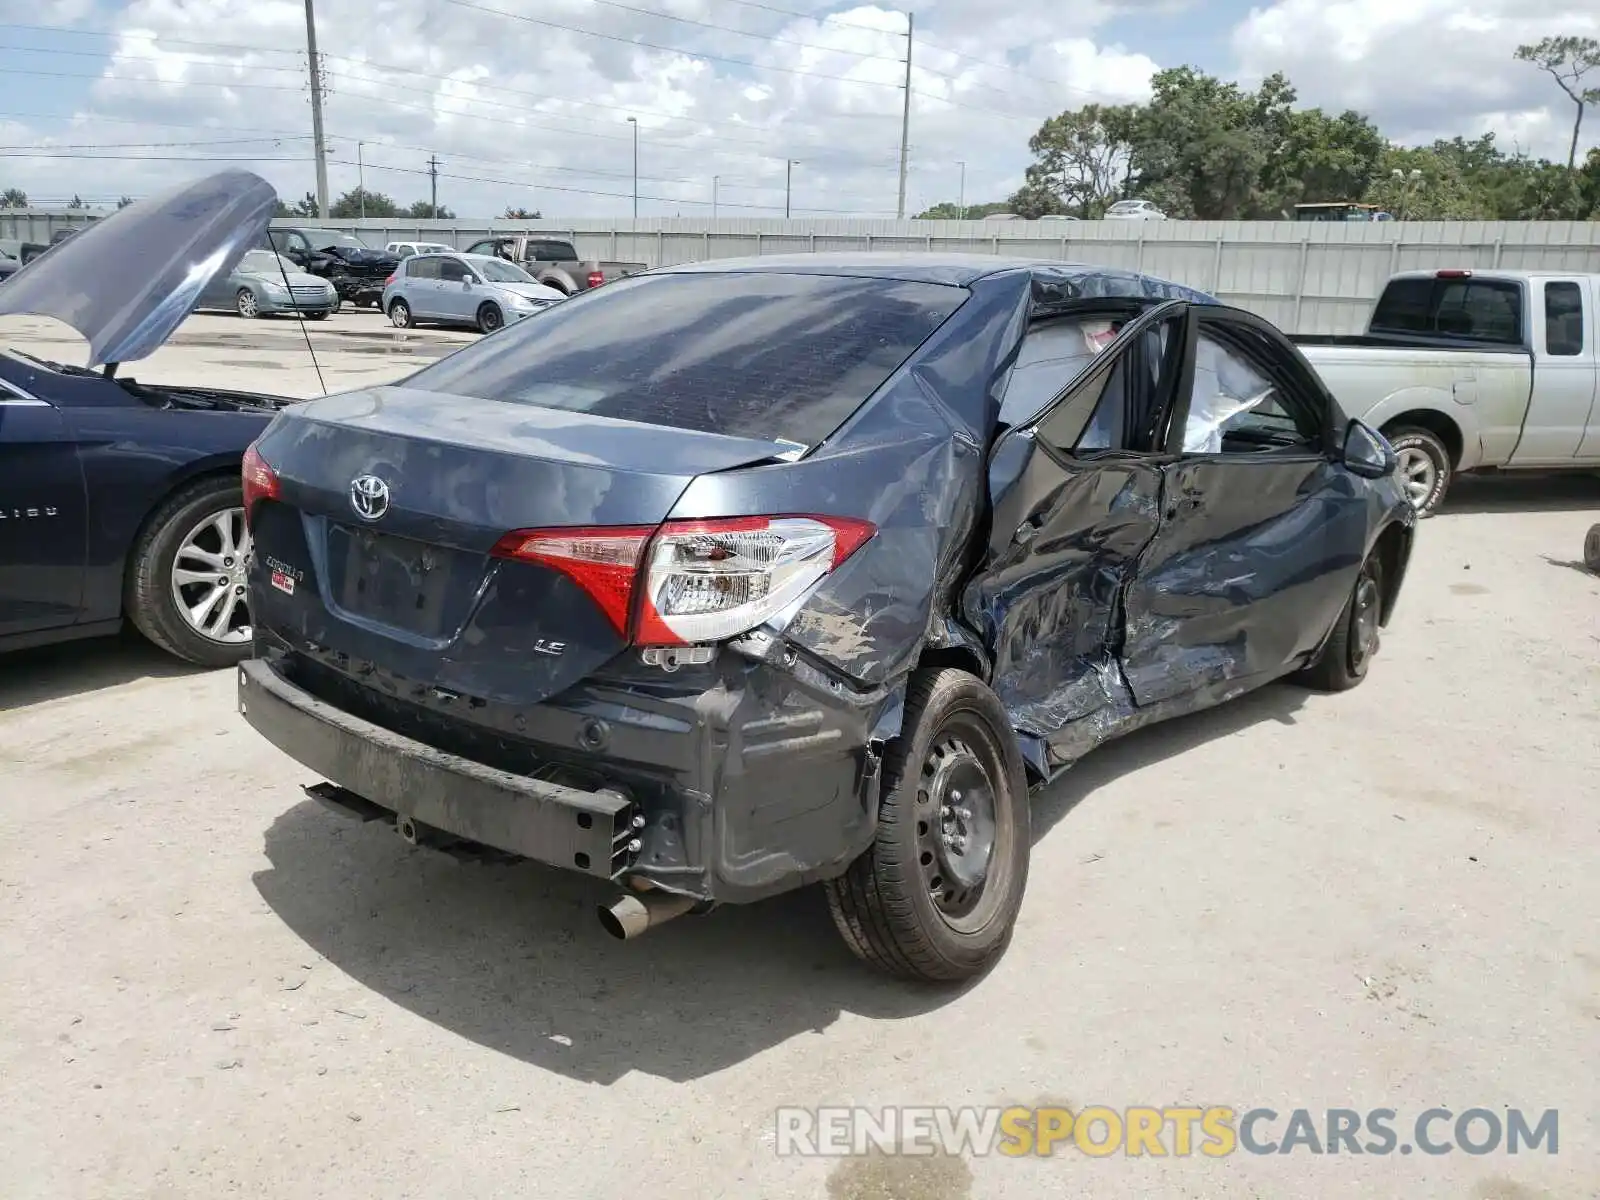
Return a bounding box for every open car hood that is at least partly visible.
[0,170,277,369]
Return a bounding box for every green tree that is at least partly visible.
[407,200,455,219]
[1515,36,1600,171]
[1021,104,1138,216]
[1268,108,1386,209]
[913,200,1011,219]
[292,191,319,218]
[330,187,399,218]
[116,195,135,209]
[1,187,25,207]
[67,193,85,209]
[503,205,541,219]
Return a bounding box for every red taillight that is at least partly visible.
[241,443,280,529]
[490,515,876,645]
[1435,269,1472,278]
[384,272,396,286]
[586,270,604,289]
[491,525,655,634]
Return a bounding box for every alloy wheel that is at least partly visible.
[169,507,253,645]
[1396,446,1436,511]
[236,289,258,318]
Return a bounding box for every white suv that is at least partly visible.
[385,240,455,259]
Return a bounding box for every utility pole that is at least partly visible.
[427,154,440,217]
[895,11,914,219]
[303,0,329,217]
[358,141,365,220]
[632,120,639,219]
[712,175,719,218]
[957,160,965,220]
[786,159,797,219]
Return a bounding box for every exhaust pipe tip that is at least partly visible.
[598,889,697,940]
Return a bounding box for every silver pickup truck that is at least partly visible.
[1293,269,1600,514]
[461,235,646,296]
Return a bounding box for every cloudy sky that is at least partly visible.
[0,0,1596,218]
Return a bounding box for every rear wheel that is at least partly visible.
[1292,553,1384,692]
[825,668,1030,983]
[477,302,504,334]
[124,475,254,668]
[305,310,329,321]
[1584,524,1600,574]
[389,298,413,328]
[235,288,260,319]
[1385,426,1451,516]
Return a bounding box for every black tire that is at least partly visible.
[824,668,1030,983]
[477,302,504,334]
[305,310,329,321]
[124,475,254,669]
[235,287,261,319]
[1293,553,1384,692]
[389,298,413,329]
[1584,524,1600,574]
[1385,425,1451,516]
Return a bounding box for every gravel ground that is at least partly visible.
[1,316,1598,1200]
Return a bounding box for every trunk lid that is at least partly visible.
[249,386,797,705]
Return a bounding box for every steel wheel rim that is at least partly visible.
[482,306,501,332]
[914,729,1004,930]
[1396,446,1435,510]
[1350,572,1380,669]
[237,290,257,318]
[170,507,252,645]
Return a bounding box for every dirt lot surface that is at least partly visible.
[1,316,1598,1199]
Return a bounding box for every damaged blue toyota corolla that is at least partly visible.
[237,236,1416,982]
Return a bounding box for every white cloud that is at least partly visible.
[1233,0,1600,162]
[0,0,1157,214]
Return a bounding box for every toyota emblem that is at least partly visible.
[349,474,390,521]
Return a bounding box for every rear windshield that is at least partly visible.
[403,271,968,444]
[1370,276,1524,345]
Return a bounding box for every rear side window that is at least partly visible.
[406,257,440,279]
[1545,281,1584,356]
[1371,276,1523,344]
[404,271,968,444]
[528,241,577,260]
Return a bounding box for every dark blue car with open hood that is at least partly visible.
[236,237,1416,981]
[0,170,296,666]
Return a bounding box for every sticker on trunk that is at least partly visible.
[270,568,296,596]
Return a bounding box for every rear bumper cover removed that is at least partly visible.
[237,653,888,903]
[237,658,640,878]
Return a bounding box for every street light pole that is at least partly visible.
[712,175,719,218]
[786,159,797,219]
[957,160,965,220]
[626,117,638,219]
[358,140,365,220]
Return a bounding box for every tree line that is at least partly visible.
[918,36,1600,221]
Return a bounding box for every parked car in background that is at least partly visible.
[382,251,566,333]
[460,235,645,295]
[1293,269,1600,514]
[235,252,1414,983]
[0,171,300,666]
[0,244,19,284]
[264,226,398,308]
[1103,199,1168,220]
[385,240,454,259]
[18,226,87,264]
[194,248,340,320]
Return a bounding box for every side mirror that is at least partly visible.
[1342,418,1395,479]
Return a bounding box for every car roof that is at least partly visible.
[654,251,1213,297]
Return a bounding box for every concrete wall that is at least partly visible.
[4,209,1598,334]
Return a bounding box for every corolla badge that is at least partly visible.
[349,474,390,521]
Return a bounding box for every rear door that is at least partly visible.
[1118,307,1368,708]
[403,256,443,318]
[971,302,1188,771]
[0,387,88,637]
